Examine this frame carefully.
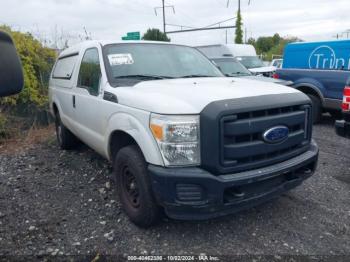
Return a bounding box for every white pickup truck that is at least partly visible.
[49,40,319,227]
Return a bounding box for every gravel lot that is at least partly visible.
[0,115,349,260]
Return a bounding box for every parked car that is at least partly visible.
[196,44,276,77]
[271,59,283,69]
[49,40,319,227]
[275,40,350,123]
[335,82,350,138]
[211,57,292,86]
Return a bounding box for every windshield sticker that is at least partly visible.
[108,54,134,66]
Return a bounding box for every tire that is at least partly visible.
[55,112,79,150]
[307,94,322,124]
[329,110,343,120]
[114,145,161,227]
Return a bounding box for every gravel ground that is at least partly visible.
[0,115,349,260]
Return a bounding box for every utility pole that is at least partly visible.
[162,0,166,34]
[154,1,175,34]
[227,0,242,11]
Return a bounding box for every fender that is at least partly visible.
[104,112,164,166]
[293,80,325,103]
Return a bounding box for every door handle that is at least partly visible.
[72,95,76,108]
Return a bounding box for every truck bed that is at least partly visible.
[276,68,350,111]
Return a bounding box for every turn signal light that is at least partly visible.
[342,86,350,112]
[342,102,349,111]
[272,73,279,79]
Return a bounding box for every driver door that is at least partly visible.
[72,47,105,152]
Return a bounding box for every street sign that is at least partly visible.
[122,31,141,41]
[127,32,140,37]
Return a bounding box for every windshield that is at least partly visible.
[272,60,283,68]
[103,43,223,86]
[212,58,251,77]
[236,56,265,69]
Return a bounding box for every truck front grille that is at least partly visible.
[219,104,311,173]
[200,94,313,175]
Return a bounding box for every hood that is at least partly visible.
[241,75,293,86]
[249,66,276,73]
[111,77,299,114]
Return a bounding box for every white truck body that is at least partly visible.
[49,40,318,226]
[50,41,296,165]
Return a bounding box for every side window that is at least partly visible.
[77,48,101,96]
[53,54,78,79]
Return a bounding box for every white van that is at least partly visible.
[196,44,276,77]
[49,40,318,227]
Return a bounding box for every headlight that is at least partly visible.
[150,114,200,166]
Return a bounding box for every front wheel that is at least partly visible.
[114,145,161,227]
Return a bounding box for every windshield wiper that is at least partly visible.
[228,72,251,76]
[180,74,216,78]
[114,74,173,80]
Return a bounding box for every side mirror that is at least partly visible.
[0,31,24,97]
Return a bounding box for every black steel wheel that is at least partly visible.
[114,145,161,227]
[121,166,140,209]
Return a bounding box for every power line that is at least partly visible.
[166,23,197,30]
[204,17,236,28]
[166,25,236,35]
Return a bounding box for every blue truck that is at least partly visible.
[275,40,350,123]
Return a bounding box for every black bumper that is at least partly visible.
[148,141,318,220]
[335,119,350,138]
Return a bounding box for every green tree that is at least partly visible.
[244,33,302,61]
[247,37,256,46]
[256,36,274,53]
[235,11,243,44]
[142,28,170,42]
[272,33,281,46]
[266,36,302,60]
[0,25,56,112]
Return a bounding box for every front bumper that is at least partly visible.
[335,119,350,138]
[148,140,318,220]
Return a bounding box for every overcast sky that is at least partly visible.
[1,0,350,47]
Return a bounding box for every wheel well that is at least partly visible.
[53,103,59,117]
[109,131,138,162]
[295,86,322,101]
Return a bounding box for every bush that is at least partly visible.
[0,114,9,140]
[0,25,57,114]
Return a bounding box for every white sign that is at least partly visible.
[308,45,350,70]
[108,54,134,66]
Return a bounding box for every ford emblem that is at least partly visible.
[263,126,289,144]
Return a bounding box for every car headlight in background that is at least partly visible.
[150,114,200,166]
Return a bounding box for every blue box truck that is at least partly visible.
[275,40,350,123]
[283,40,350,70]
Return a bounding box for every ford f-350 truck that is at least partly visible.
[49,41,319,227]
